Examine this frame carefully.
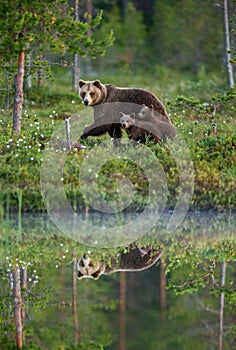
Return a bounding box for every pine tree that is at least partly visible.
[0,0,114,137]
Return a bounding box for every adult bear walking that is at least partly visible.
[79,79,171,144]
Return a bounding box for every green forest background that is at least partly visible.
[86,0,231,76]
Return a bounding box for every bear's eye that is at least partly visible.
[81,92,86,99]
[90,92,95,97]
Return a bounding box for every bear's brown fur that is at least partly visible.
[120,112,162,144]
[78,79,171,143]
[77,245,162,279]
[120,110,176,144]
[137,104,177,141]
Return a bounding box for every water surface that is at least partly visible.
[0,211,235,349]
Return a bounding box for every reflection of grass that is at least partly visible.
[0,69,235,213]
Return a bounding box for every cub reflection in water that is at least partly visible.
[77,245,162,280]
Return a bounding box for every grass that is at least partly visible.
[0,67,235,215]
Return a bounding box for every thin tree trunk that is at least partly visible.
[13,51,25,137]
[224,0,234,88]
[65,118,71,151]
[25,44,32,90]
[119,272,126,350]
[86,0,92,37]
[20,267,27,342]
[73,54,80,92]
[73,0,80,91]
[72,249,79,346]
[17,189,23,240]
[38,53,43,88]
[85,0,92,75]
[219,261,226,350]
[160,258,167,317]
[13,268,23,349]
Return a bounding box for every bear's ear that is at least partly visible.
[130,113,135,119]
[93,80,102,89]
[91,270,101,279]
[78,80,86,88]
[120,112,124,117]
[149,104,154,110]
[77,271,84,279]
[142,104,146,107]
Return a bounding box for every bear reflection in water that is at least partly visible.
[77,245,162,280]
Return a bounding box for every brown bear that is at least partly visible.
[120,110,176,144]
[137,104,177,141]
[78,79,171,143]
[119,112,161,144]
[77,245,162,279]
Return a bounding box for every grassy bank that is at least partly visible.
[0,69,235,216]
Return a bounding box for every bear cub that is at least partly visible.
[79,79,171,143]
[120,112,160,144]
[120,106,176,144]
[136,104,177,141]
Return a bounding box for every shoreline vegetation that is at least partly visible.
[0,69,236,217]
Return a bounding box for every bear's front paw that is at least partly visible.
[80,133,87,140]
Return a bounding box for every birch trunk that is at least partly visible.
[13,51,25,137]
[224,0,234,88]
[219,261,226,350]
[73,0,80,91]
[85,0,92,75]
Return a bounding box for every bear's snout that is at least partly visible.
[84,99,89,106]
[120,118,126,127]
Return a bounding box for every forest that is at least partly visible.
[0,1,236,349]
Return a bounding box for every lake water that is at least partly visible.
[0,211,236,349]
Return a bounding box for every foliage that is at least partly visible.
[0,0,114,118]
[0,0,114,63]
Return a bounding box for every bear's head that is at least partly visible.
[120,112,135,129]
[137,104,153,119]
[77,255,106,280]
[78,79,105,106]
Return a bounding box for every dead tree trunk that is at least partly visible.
[13,51,25,137]
[13,268,23,349]
[73,0,80,92]
[223,0,234,88]
[119,272,126,350]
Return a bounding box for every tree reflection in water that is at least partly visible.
[0,212,236,349]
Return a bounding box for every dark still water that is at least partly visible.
[0,211,236,349]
